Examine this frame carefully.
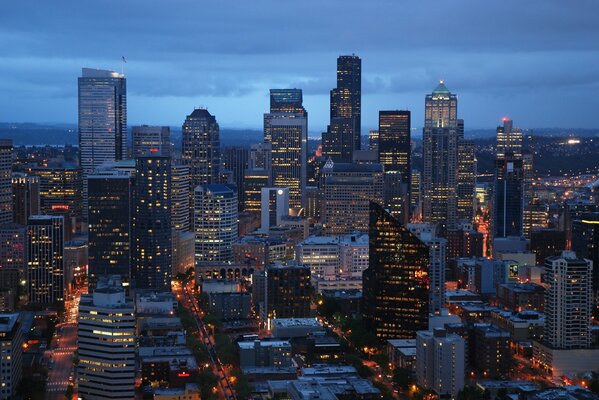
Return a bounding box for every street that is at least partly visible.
[45,323,77,400]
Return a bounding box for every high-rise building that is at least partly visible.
[322,55,361,163]
[27,215,64,305]
[132,156,172,291]
[87,170,133,287]
[182,108,221,188]
[194,184,238,263]
[11,173,40,225]
[416,329,465,398]
[496,118,523,158]
[379,110,411,222]
[523,203,549,239]
[0,140,12,226]
[471,324,512,378]
[457,140,476,223]
[522,148,535,207]
[171,164,191,232]
[411,169,421,218]
[368,129,379,152]
[266,264,311,319]
[410,229,447,314]
[132,125,171,158]
[261,187,290,231]
[34,163,83,231]
[530,229,566,266]
[265,89,307,211]
[544,252,592,349]
[0,314,22,400]
[0,224,26,271]
[268,89,305,115]
[249,142,273,173]
[422,81,459,229]
[243,169,270,213]
[320,161,384,235]
[222,146,249,210]
[78,68,127,212]
[78,276,135,400]
[363,202,429,339]
[493,154,523,238]
[571,213,599,297]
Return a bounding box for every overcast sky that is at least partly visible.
[1,0,599,133]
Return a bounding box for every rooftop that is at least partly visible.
[0,314,19,333]
[273,318,322,329]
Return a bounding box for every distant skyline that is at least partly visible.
[1,1,599,132]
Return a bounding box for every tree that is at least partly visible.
[195,371,219,400]
[231,368,252,399]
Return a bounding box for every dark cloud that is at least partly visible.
[0,0,598,129]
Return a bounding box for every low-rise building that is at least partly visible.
[239,340,293,368]
[387,339,416,371]
[272,318,324,338]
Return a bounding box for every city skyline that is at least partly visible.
[1,1,599,130]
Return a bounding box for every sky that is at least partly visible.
[1,0,599,134]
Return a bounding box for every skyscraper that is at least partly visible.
[78,68,127,212]
[320,161,384,235]
[0,140,12,226]
[171,164,191,232]
[132,125,171,158]
[494,155,523,238]
[570,212,599,299]
[88,169,134,287]
[27,215,65,305]
[78,276,135,400]
[496,118,523,158]
[132,156,172,291]
[322,55,361,162]
[544,252,592,349]
[265,89,307,211]
[11,173,40,225]
[363,202,429,339]
[261,187,290,231]
[0,314,22,400]
[422,81,459,229]
[409,229,447,314]
[222,146,249,210]
[182,108,221,188]
[379,110,411,222]
[457,140,476,223]
[194,184,238,263]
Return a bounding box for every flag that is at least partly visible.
[122,56,127,63]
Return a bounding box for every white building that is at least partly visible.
[77,276,135,400]
[416,329,465,398]
[0,314,22,399]
[261,187,290,231]
[296,234,368,282]
[194,184,238,263]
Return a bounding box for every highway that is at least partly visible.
[177,282,237,400]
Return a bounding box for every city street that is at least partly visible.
[45,323,77,400]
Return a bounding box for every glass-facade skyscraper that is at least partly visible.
[78,68,127,213]
[422,81,459,229]
[363,202,429,339]
[182,108,221,189]
[0,139,12,225]
[132,156,172,291]
[322,55,361,163]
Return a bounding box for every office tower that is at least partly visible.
[171,164,191,232]
[320,161,384,235]
[132,125,171,158]
[368,129,379,152]
[261,187,290,231]
[268,89,305,114]
[249,142,273,173]
[544,252,592,349]
[0,225,26,271]
[522,148,535,206]
[413,231,447,314]
[296,233,369,281]
[265,89,307,211]
[33,163,83,236]
[78,276,135,400]
[422,81,459,229]
[87,170,133,287]
[523,203,549,239]
[322,55,361,162]
[266,264,311,319]
[78,68,127,212]
[194,184,238,263]
[0,140,12,225]
[379,110,411,222]
[571,212,599,298]
[11,173,40,225]
[457,140,476,223]
[446,225,484,261]
[244,170,270,213]
[305,186,320,220]
[493,154,523,238]
[132,156,172,291]
[27,215,64,305]
[416,329,465,398]
[496,118,522,158]
[411,169,421,218]
[182,108,221,188]
[0,314,22,400]
[363,202,429,339]
[222,146,249,209]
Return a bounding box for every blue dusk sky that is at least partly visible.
[1,0,599,133]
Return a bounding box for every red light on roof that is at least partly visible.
[51,205,70,211]
[150,148,158,153]
[177,372,190,377]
